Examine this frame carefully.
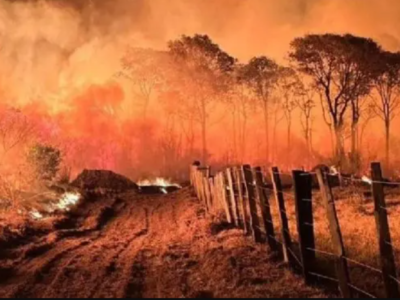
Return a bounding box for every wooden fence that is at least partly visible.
[189,162,400,298]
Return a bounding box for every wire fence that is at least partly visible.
[191,162,400,299]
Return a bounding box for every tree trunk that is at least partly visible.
[231,109,238,163]
[385,120,390,170]
[201,99,207,165]
[287,117,292,165]
[350,120,359,173]
[334,125,345,167]
[263,100,270,164]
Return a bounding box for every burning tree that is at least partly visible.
[372,51,400,169]
[167,34,235,164]
[289,34,381,168]
[238,56,279,164]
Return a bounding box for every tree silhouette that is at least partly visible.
[238,56,279,164]
[290,34,381,168]
[168,34,235,164]
[372,51,400,169]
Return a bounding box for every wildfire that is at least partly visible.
[137,177,181,188]
[362,176,373,185]
[53,192,81,211]
[29,192,81,220]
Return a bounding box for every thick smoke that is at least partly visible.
[0,0,399,178]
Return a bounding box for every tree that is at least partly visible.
[167,34,236,164]
[372,51,400,169]
[238,56,279,164]
[295,84,316,168]
[289,34,381,167]
[120,48,167,117]
[277,67,302,163]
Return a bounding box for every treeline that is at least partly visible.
[121,33,400,174]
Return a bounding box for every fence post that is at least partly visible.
[316,169,352,298]
[293,170,315,285]
[235,166,248,233]
[371,162,400,298]
[208,176,215,212]
[226,168,240,227]
[243,165,263,243]
[203,176,210,213]
[221,172,233,223]
[271,167,294,267]
[254,167,278,252]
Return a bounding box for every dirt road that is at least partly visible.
[0,188,325,298]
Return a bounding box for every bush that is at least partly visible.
[27,144,61,181]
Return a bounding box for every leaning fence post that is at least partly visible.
[208,176,215,212]
[203,176,210,213]
[221,172,233,223]
[243,165,263,243]
[226,168,240,227]
[271,167,294,267]
[371,162,400,298]
[235,166,248,233]
[316,169,352,298]
[293,170,315,284]
[254,167,278,251]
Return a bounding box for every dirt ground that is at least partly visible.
[0,188,325,298]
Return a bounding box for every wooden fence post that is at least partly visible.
[254,167,278,251]
[371,162,400,298]
[235,166,248,233]
[243,165,263,243]
[226,168,240,227]
[293,170,315,284]
[203,176,210,213]
[209,176,215,212]
[271,167,294,266]
[316,169,352,298]
[221,172,233,223]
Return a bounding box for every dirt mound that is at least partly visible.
[71,170,138,191]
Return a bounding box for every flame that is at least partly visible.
[54,192,81,211]
[137,177,181,188]
[29,191,81,220]
[362,176,373,185]
[30,210,43,220]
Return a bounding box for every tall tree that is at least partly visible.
[238,56,279,164]
[277,67,301,163]
[168,34,235,165]
[372,51,400,169]
[295,84,316,168]
[120,48,167,117]
[289,34,381,167]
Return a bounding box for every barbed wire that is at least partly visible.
[348,283,377,299]
[343,256,382,274]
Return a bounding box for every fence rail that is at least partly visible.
[190,162,400,299]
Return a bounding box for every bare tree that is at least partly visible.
[276,67,301,163]
[372,51,400,168]
[238,56,279,164]
[120,47,167,117]
[168,34,235,165]
[290,34,381,167]
[295,84,316,168]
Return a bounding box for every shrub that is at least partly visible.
[27,144,61,181]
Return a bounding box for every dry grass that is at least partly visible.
[263,185,400,298]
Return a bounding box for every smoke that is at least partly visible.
[0,0,399,177]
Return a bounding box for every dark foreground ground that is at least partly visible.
[0,188,325,298]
